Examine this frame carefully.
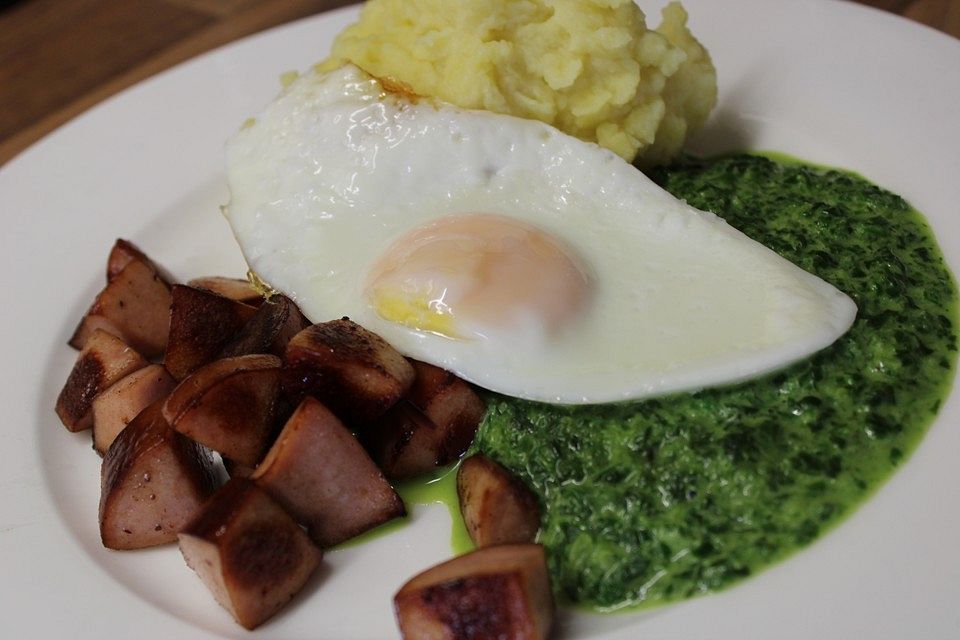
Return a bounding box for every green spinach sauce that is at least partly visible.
[473,153,958,610]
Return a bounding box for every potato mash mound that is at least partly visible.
[320,0,717,165]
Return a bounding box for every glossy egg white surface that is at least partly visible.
[224,64,856,404]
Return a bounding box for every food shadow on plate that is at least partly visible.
[258,559,334,628]
[684,66,765,158]
[37,281,104,549]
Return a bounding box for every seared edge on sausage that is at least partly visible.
[92,363,176,454]
[57,329,149,431]
[178,478,323,630]
[252,396,405,548]
[217,294,310,359]
[367,361,485,480]
[99,400,218,549]
[71,255,173,358]
[163,354,283,467]
[163,285,258,381]
[394,544,554,640]
[457,454,541,548]
[282,319,415,426]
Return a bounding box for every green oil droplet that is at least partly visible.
[334,464,474,554]
[396,464,474,555]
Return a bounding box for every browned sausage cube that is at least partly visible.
[282,319,415,426]
[368,361,485,479]
[164,285,258,381]
[252,396,405,547]
[408,361,486,436]
[178,478,323,630]
[457,454,541,547]
[106,238,152,282]
[92,363,177,454]
[70,257,173,358]
[100,400,217,550]
[394,544,554,640]
[106,238,175,285]
[163,354,283,467]
[187,276,264,307]
[366,401,438,480]
[56,329,149,432]
[217,295,310,359]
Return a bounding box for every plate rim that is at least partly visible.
[2,2,959,639]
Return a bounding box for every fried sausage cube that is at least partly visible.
[187,276,264,307]
[178,478,323,630]
[56,329,149,431]
[368,361,485,479]
[366,401,438,480]
[394,544,554,640]
[100,400,217,550]
[164,285,258,381]
[92,363,177,454]
[282,319,415,426]
[70,257,173,358]
[106,238,152,282]
[106,238,175,284]
[252,397,405,547]
[163,354,283,467]
[217,294,310,359]
[408,361,486,435]
[457,454,541,547]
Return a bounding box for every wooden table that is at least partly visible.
[1,0,957,166]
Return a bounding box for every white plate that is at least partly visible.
[2,1,958,638]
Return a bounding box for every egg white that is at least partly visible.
[224,65,857,404]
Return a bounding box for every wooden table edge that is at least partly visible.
[0,0,352,168]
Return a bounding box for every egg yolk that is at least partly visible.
[365,214,591,340]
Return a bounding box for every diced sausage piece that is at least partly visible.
[164,285,258,381]
[107,239,151,282]
[218,295,311,359]
[457,454,541,548]
[282,319,415,426]
[100,400,217,550]
[92,364,177,454]
[69,258,173,358]
[394,544,554,640]
[408,361,486,444]
[187,276,264,307]
[366,401,439,480]
[368,362,486,479]
[178,478,323,630]
[252,397,405,547]
[105,238,176,284]
[163,354,283,467]
[56,329,149,432]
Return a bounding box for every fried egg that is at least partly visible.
[224,65,856,404]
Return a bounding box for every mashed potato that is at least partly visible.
[319,0,717,165]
